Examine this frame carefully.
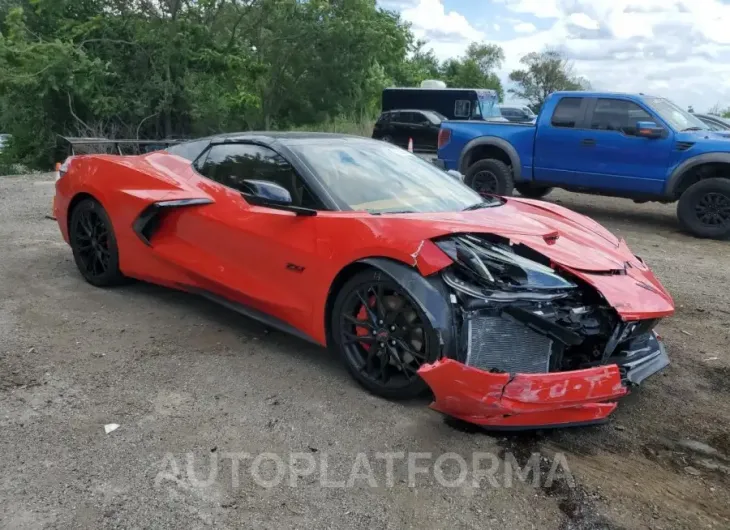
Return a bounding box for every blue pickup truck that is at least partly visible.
[436,91,730,239]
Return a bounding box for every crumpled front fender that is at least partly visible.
[418,359,628,429]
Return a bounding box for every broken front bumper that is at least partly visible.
[417,332,669,430]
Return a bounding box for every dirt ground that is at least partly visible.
[1,172,728,530]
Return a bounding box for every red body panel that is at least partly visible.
[54,152,675,428]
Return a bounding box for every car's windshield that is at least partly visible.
[644,97,709,131]
[289,140,494,214]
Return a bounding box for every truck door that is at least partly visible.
[533,96,591,185]
[577,98,673,194]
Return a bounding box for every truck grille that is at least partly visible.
[466,314,552,374]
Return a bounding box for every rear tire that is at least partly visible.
[464,159,514,196]
[677,178,730,239]
[515,183,553,199]
[69,198,126,287]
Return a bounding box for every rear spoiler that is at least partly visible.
[50,136,184,220]
[57,136,183,156]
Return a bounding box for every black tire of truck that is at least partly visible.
[464,159,514,197]
[677,178,730,240]
[515,183,553,199]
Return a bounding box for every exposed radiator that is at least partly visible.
[466,313,552,374]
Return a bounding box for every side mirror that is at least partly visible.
[635,121,664,139]
[240,179,316,216]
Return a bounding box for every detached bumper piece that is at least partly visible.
[418,331,669,430]
[419,360,627,429]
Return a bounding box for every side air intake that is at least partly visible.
[675,141,694,152]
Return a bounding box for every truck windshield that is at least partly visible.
[479,100,502,118]
[476,91,501,118]
[644,97,709,132]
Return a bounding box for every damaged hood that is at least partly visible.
[385,197,628,273]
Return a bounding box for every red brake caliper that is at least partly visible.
[354,297,376,351]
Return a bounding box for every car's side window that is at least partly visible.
[454,100,471,118]
[590,98,654,136]
[550,97,584,128]
[196,144,322,209]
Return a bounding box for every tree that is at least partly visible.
[508,49,590,113]
[392,39,441,87]
[441,42,505,100]
[0,0,414,167]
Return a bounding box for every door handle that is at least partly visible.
[581,138,596,146]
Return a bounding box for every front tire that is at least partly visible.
[69,198,126,287]
[330,270,440,400]
[515,183,553,199]
[464,159,515,196]
[677,178,730,239]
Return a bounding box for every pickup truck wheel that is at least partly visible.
[464,159,514,196]
[515,183,553,199]
[677,178,730,239]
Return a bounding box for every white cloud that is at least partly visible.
[495,0,561,18]
[389,0,730,109]
[567,13,599,31]
[513,22,537,33]
[495,0,730,109]
[399,0,485,58]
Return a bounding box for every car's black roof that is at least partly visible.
[166,131,381,161]
[201,131,366,144]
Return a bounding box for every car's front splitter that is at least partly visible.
[418,360,630,430]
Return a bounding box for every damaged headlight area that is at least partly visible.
[436,234,576,299]
[434,234,665,383]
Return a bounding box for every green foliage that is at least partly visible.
[0,0,583,171]
[440,43,505,100]
[508,49,591,113]
[0,0,414,168]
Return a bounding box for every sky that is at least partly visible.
[377,0,730,111]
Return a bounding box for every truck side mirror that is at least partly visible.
[635,121,664,139]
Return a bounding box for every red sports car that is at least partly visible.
[53,132,675,429]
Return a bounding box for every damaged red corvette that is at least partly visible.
[53,132,675,429]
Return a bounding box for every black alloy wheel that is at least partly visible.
[69,199,125,286]
[695,192,730,226]
[464,158,515,196]
[473,170,499,195]
[677,178,730,239]
[331,270,439,400]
